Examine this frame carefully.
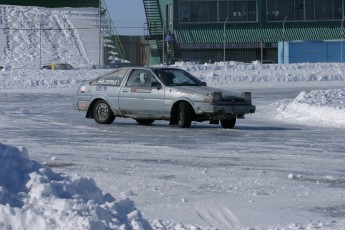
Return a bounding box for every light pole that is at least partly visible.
[282,16,287,64]
[223,17,228,63]
[162,19,165,64]
[40,15,42,69]
[341,17,345,62]
[99,0,102,68]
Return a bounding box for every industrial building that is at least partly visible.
[143,0,345,64]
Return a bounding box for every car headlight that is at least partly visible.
[211,92,222,102]
[240,92,251,102]
[204,92,222,103]
[79,85,86,93]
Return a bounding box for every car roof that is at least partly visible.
[115,66,181,71]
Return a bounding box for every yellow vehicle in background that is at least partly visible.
[41,63,74,70]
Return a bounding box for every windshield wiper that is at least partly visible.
[176,82,197,86]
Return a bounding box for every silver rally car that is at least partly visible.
[74,67,256,128]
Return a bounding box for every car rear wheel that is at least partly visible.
[178,102,193,128]
[93,100,115,124]
[135,119,155,125]
[220,117,236,129]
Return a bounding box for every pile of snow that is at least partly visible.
[1,61,345,89]
[0,5,93,69]
[0,69,109,89]
[174,61,345,85]
[0,143,214,229]
[0,143,150,229]
[272,88,345,128]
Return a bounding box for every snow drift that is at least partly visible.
[0,143,150,230]
[273,88,345,128]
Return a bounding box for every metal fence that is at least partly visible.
[2,22,345,69]
[0,25,105,69]
[0,25,152,69]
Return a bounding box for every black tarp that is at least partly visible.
[0,0,98,8]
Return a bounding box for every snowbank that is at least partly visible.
[0,69,109,90]
[0,143,150,230]
[0,5,92,68]
[1,61,345,89]
[272,88,345,128]
[173,61,345,85]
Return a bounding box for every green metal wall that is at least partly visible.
[0,0,98,8]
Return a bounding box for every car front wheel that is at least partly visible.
[93,100,115,124]
[178,102,193,128]
[220,117,236,129]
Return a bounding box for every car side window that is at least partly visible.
[172,71,194,85]
[96,76,122,86]
[126,70,156,87]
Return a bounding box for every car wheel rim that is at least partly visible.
[96,103,109,120]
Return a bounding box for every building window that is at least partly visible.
[179,0,257,23]
[267,0,343,21]
[228,1,257,21]
[179,2,189,22]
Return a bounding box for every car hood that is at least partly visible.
[168,86,241,98]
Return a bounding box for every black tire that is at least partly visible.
[135,119,155,125]
[178,102,193,128]
[93,100,115,124]
[220,117,236,129]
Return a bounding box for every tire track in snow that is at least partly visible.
[191,203,243,229]
[0,5,91,67]
[49,9,90,64]
[1,6,43,67]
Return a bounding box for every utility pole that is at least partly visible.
[223,17,228,63]
[162,19,165,64]
[99,0,102,68]
[282,16,287,64]
[40,14,42,69]
[341,17,345,62]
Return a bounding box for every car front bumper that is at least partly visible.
[195,103,256,119]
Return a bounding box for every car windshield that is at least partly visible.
[152,68,204,86]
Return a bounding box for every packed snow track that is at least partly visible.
[1,82,345,229]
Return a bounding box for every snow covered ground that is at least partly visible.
[1,4,345,230]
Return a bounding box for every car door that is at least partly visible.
[90,68,128,114]
[119,69,165,117]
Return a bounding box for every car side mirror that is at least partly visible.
[151,82,162,90]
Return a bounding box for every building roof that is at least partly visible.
[0,0,98,7]
[175,26,342,47]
